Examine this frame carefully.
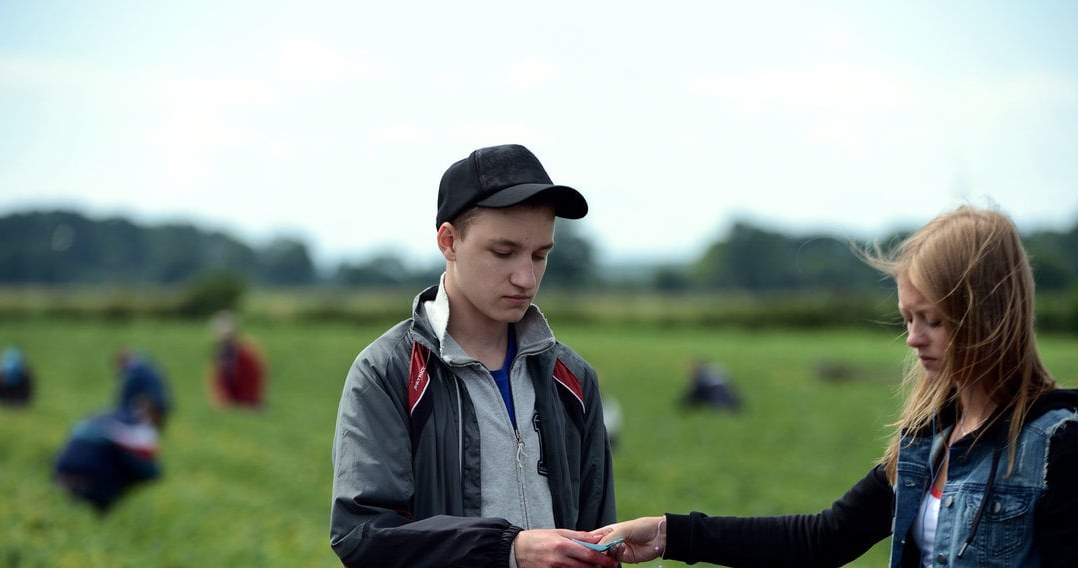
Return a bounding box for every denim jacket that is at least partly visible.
[891,407,1078,567]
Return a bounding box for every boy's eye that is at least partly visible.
[492,250,512,258]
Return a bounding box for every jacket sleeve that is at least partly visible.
[329,339,523,568]
[1037,420,1078,567]
[664,464,894,568]
[581,364,617,529]
[543,348,617,530]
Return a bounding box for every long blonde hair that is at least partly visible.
[865,206,1055,482]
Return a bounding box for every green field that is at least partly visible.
[2,318,1076,567]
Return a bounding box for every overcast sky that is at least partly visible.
[2,1,1077,268]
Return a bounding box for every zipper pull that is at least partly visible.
[515,430,527,467]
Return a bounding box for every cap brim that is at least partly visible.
[475,183,588,219]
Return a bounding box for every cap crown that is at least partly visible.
[436,144,587,227]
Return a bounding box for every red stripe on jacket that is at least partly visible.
[408,343,430,415]
[552,359,585,412]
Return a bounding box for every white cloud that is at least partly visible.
[373,122,436,143]
[150,74,275,108]
[271,36,391,88]
[0,53,136,99]
[505,56,557,92]
[689,65,912,115]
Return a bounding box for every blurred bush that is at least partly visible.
[173,271,247,318]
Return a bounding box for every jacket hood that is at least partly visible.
[927,387,1078,437]
[1028,387,1078,419]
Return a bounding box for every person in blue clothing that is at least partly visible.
[114,349,172,427]
[682,359,742,412]
[596,206,1078,567]
[53,349,171,512]
[0,345,34,406]
[53,402,164,512]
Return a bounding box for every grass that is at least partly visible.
[2,317,1077,567]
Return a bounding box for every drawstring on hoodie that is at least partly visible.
[957,443,1004,558]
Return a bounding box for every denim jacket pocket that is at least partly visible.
[963,489,1035,559]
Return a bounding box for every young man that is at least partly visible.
[330,144,618,568]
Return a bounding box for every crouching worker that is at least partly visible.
[208,310,267,409]
[0,345,34,406]
[54,350,171,512]
[53,393,165,512]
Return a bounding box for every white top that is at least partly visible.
[911,487,941,568]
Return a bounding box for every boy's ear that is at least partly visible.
[437,222,457,260]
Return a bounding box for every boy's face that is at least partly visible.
[441,204,556,326]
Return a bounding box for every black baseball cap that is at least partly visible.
[436,144,588,227]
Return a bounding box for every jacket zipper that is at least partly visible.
[515,429,529,527]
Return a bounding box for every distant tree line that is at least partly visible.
[0,211,316,286]
[644,219,1078,296]
[2,209,1078,295]
[0,210,601,290]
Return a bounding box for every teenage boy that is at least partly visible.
[330,144,617,568]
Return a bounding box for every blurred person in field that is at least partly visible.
[115,349,173,425]
[207,310,266,409]
[54,351,172,512]
[330,144,618,568]
[0,345,34,406]
[594,206,1078,567]
[681,359,742,412]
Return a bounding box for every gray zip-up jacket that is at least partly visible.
[330,283,616,567]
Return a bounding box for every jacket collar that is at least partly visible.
[412,274,557,365]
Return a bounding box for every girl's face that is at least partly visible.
[898,276,949,382]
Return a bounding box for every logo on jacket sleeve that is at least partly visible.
[408,342,431,416]
[552,359,585,413]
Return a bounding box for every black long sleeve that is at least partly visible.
[1037,422,1078,567]
[663,419,1078,568]
[665,465,893,568]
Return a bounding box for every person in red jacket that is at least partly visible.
[207,310,266,409]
